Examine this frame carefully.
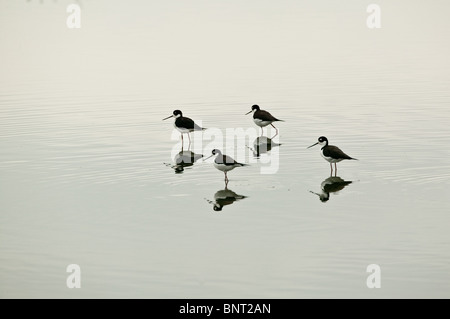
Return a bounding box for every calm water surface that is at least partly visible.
[1,0,450,298]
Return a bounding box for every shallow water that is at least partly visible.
[1,0,450,298]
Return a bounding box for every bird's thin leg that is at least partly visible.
[225,179,229,188]
[224,172,228,182]
[260,127,264,136]
[330,163,333,175]
[270,124,278,138]
[335,163,337,176]
[187,133,191,148]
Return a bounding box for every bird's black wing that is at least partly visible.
[254,110,282,122]
[323,145,354,160]
[216,155,245,166]
[175,117,195,130]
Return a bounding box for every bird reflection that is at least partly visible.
[252,136,281,157]
[310,175,353,202]
[164,144,203,173]
[205,186,247,211]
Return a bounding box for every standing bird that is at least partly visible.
[163,110,206,146]
[205,149,247,183]
[308,136,357,175]
[245,105,284,136]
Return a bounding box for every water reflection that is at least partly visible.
[164,145,203,174]
[252,136,281,157]
[309,176,353,202]
[205,186,247,211]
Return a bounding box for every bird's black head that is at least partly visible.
[245,105,260,115]
[318,136,328,145]
[307,136,329,149]
[211,149,221,155]
[213,204,223,211]
[163,110,183,121]
[173,110,183,117]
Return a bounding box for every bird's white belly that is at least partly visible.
[214,162,236,172]
[321,152,343,163]
[253,118,271,127]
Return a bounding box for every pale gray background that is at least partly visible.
[1,0,449,298]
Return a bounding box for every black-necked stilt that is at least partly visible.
[205,149,247,182]
[309,176,353,202]
[245,105,284,136]
[163,110,206,145]
[307,136,357,175]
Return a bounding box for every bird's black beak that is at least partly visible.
[203,154,214,162]
[162,115,174,121]
[307,142,319,149]
[245,110,252,115]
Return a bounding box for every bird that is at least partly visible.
[163,110,206,145]
[204,149,247,183]
[245,105,284,136]
[307,136,357,175]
